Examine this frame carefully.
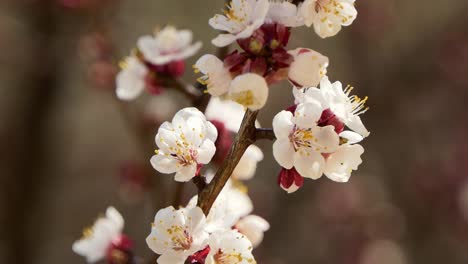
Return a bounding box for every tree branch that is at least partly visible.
[255,128,276,141]
[197,109,259,215]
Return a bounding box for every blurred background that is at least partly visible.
[1,0,468,263]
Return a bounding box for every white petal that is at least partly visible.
[212,33,238,47]
[339,130,363,144]
[293,150,325,179]
[273,139,295,169]
[288,48,329,88]
[157,254,186,264]
[174,163,197,182]
[311,125,340,153]
[272,110,294,139]
[294,101,323,128]
[150,155,179,174]
[197,140,216,164]
[324,144,364,182]
[346,114,370,137]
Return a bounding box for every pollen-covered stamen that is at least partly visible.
[166,225,193,251]
[289,127,322,151]
[223,0,247,23]
[343,84,370,116]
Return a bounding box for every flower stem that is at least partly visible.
[197,109,259,215]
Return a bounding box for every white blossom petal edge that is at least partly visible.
[72,207,124,263]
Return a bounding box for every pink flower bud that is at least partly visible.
[278,167,304,193]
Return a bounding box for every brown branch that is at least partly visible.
[197,109,259,215]
[255,128,276,141]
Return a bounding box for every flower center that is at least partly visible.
[167,225,193,251]
[290,127,318,151]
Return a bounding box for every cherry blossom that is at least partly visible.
[299,0,358,38]
[209,0,270,47]
[272,102,340,179]
[150,107,218,182]
[137,26,202,65]
[146,206,209,264]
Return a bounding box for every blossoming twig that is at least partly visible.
[197,109,259,215]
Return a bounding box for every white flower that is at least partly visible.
[318,76,369,137]
[206,230,256,264]
[194,54,232,96]
[72,207,124,263]
[324,143,364,182]
[150,107,218,182]
[288,48,329,88]
[232,145,264,180]
[137,26,202,65]
[146,206,208,264]
[228,73,269,110]
[187,180,253,233]
[266,0,304,27]
[272,101,340,179]
[116,57,148,101]
[299,0,357,38]
[235,215,270,248]
[205,97,261,132]
[209,0,270,47]
[293,77,370,137]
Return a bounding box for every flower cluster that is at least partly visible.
[274,76,368,192]
[147,179,268,264]
[194,0,356,111]
[116,26,201,100]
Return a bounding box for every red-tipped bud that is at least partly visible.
[278,167,304,193]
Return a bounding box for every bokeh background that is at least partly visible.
[1,0,468,263]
